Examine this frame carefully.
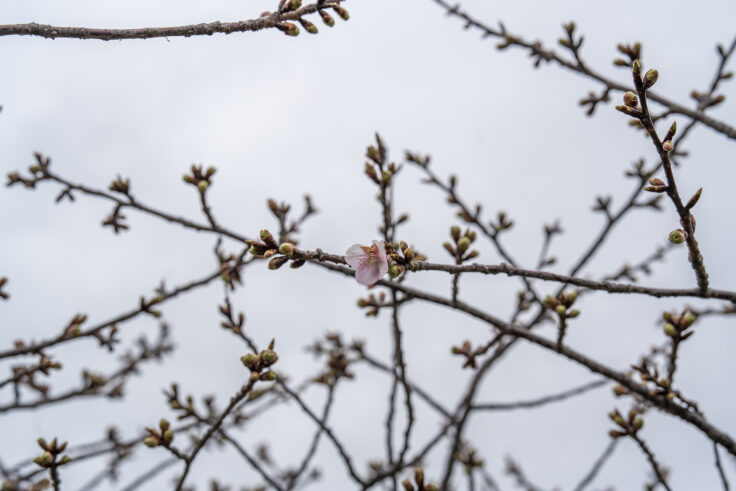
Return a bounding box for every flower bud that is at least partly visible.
[457,236,470,253]
[555,304,567,316]
[662,140,673,152]
[163,429,174,445]
[241,353,259,369]
[33,452,54,468]
[278,243,296,257]
[299,18,318,34]
[58,455,72,465]
[663,323,677,337]
[648,177,665,186]
[644,69,659,88]
[332,6,350,20]
[414,468,424,484]
[197,180,208,192]
[623,91,638,107]
[159,419,170,432]
[260,371,277,382]
[402,480,415,491]
[632,59,642,77]
[543,295,558,308]
[389,264,402,278]
[320,10,335,27]
[567,309,580,318]
[260,350,279,366]
[668,229,686,245]
[681,312,696,328]
[143,437,159,448]
[632,417,644,430]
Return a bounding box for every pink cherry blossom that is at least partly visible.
[345,240,389,286]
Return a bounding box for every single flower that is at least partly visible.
[345,240,388,286]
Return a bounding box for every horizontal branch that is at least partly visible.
[404,260,736,302]
[0,2,343,41]
[472,379,607,411]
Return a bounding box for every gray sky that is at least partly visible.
[2,0,736,489]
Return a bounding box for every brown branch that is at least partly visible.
[0,2,345,41]
[471,379,607,411]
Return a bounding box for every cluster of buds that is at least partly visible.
[557,21,582,52]
[543,290,580,320]
[318,4,349,27]
[108,175,131,196]
[578,88,611,116]
[33,438,71,469]
[247,230,305,269]
[613,42,642,67]
[217,250,244,290]
[364,150,397,187]
[182,164,216,193]
[662,310,696,341]
[240,340,279,383]
[387,240,426,278]
[218,298,245,335]
[307,333,359,385]
[143,419,174,448]
[6,153,51,189]
[691,90,726,110]
[357,291,389,317]
[62,313,88,337]
[450,340,482,369]
[490,211,514,234]
[443,226,479,263]
[608,407,645,439]
[401,468,437,491]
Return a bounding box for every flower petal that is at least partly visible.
[355,262,381,286]
[345,244,364,269]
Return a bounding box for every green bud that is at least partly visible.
[143,437,159,448]
[668,229,686,245]
[644,69,659,88]
[197,180,208,192]
[414,468,424,484]
[567,309,580,318]
[389,264,402,278]
[543,295,558,308]
[241,353,259,369]
[633,417,644,430]
[632,59,642,76]
[565,291,578,305]
[663,323,677,337]
[555,304,567,316]
[163,429,174,445]
[260,350,279,366]
[681,312,696,328]
[450,226,461,240]
[260,371,277,382]
[401,480,415,491]
[320,11,335,27]
[33,452,53,468]
[623,91,638,107]
[457,236,470,253]
[159,419,170,432]
[279,242,296,257]
[268,256,289,270]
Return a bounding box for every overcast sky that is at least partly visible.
[2,1,736,489]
